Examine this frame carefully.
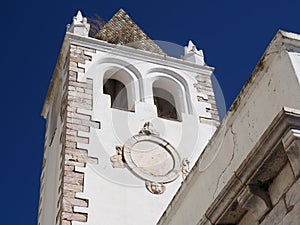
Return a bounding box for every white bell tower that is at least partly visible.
[38,9,219,225]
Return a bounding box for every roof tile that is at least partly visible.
[95,9,165,55]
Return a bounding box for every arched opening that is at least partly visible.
[147,68,192,114]
[152,77,185,121]
[153,87,179,120]
[102,68,136,112]
[103,78,129,110]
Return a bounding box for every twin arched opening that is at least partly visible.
[102,66,189,122]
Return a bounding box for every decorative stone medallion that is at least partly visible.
[110,122,183,194]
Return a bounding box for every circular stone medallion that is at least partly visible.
[123,134,181,184]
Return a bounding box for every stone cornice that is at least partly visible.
[42,32,215,118]
[158,107,300,225]
[205,107,300,224]
[66,32,215,75]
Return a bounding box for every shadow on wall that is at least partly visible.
[211,73,227,120]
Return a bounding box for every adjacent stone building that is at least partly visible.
[38,9,300,225]
[158,30,300,225]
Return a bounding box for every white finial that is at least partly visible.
[67,10,90,37]
[182,40,205,65]
[75,10,83,22]
[186,40,197,52]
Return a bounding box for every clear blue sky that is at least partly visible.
[2,0,300,224]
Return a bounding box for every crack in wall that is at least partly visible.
[213,125,238,199]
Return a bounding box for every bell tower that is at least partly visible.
[38,9,219,225]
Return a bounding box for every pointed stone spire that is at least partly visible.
[182,40,205,65]
[67,10,90,37]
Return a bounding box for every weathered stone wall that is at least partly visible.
[57,44,100,225]
[194,74,219,126]
[238,158,300,224]
[38,42,100,225]
[158,30,300,225]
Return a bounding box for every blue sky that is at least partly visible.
[2,0,300,224]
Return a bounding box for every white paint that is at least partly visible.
[67,11,90,37]
[182,40,205,66]
[39,58,66,225]
[71,40,218,224]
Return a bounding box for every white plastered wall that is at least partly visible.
[71,45,218,225]
[39,75,65,225]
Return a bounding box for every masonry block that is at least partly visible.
[282,129,300,178]
[237,185,271,220]
[268,162,295,205]
[238,211,258,225]
[282,200,300,225]
[285,177,300,208]
[260,199,287,225]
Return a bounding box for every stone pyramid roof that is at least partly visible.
[95,9,164,55]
